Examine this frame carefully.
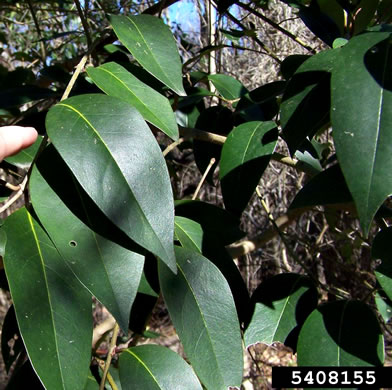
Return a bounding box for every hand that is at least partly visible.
[0,126,38,161]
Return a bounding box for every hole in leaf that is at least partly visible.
[69,240,77,247]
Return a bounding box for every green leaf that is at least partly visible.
[5,135,42,169]
[289,164,352,210]
[208,74,247,102]
[159,246,243,390]
[109,14,186,96]
[375,291,392,323]
[331,32,392,235]
[219,121,278,216]
[174,216,250,324]
[119,345,202,389]
[352,0,380,35]
[46,94,176,272]
[281,49,337,154]
[174,216,203,252]
[84,376,99,390]
[87,62,178,140]
[175,200,245,245]
[244,273,318,348]
[30,147,144,332]
[3,207,92,390]
[0,227,6,257]
[297,300,384,367]
[372,227,392,301]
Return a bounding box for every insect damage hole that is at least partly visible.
[69,240,77,247]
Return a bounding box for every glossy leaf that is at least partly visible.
[119,345,202,390]
[5,135,42,168]
[3,207,92,390]
[159,246,243,390]
[46,94,176,272]
[175,215,250,324]
[30,150,144,332]
[297,300,384,366]
[84,376,99,390]
[375,291,392,323]
[109,14,186,96]
[331,32,392,235]
[87,62,178,140]
[220,121,278,216]
[208,74,247,102]
[281,49,336,154]
[372,227,392,301]
[174,216,203,252]
[244,273,318,348]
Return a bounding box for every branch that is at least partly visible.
[178,126,310,172]
[225,11,281,63]
[74,0,92,49]
[142,0,180,15]
[99,323,120,390]
[226,209,303,258]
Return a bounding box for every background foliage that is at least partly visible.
[0,0,392,389]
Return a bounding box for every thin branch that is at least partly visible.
[192,157,216,200]
[178,126,308,172]
[225,11,281,63]
[237,2,316,53]
[226,209,303,258]
[99,323,120,390]
[0,176,28,214]
[92,314,116,350]
[26,0,47,63]
[74,0,92,48]
[163,137,185,157]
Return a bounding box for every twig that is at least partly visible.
[99,323,120,390]
[92,314,116,350]
[0,179,21,192]
[0,176,28,214]
[225,11,281,63]
[178,126,308,172]
[192,157,216,200]
[26,0,46,63]
[162,137,185,157]
[74,0,92,48]
[226,209,302,258]
[237,2,316,54]
[97,359,119,390]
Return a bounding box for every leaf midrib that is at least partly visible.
[57,102,170,261]
[95,66,171,131]
[27,212,65,389]
[177,262,226,387]
[125,16,177,92]
[367,39,391,216]
[125,350,162,389]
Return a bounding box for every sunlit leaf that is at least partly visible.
[46,94,176,272]
[297,300,384,366]
[220,121,278,216]
[332,32,392,235]
[30,147,144,332]
[109,14,186,96]
[87,62,178,140]
[244,274,318,348]
[159,246,243,390]
[119,345,202,389]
